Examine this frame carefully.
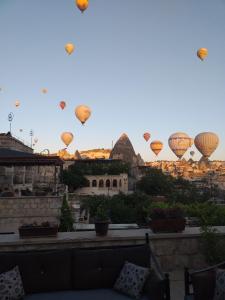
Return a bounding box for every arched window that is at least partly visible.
[113,179,117,187]
[106,179,110,188]
[92,180,97,187]
[99,179,104,188]
[119,179,122,187]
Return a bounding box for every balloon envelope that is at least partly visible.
[76,0,88,12]
[15,100,20,107]
[75,105,91,124]
[61,132,74,147]
[194,132,219,158]
[150,140,163,156]
[143,132,151,142]
[60,101,66,110]
[197,48,208,61]
[42,88,48,94]
[65,43,74,55]
[168,132,192,159]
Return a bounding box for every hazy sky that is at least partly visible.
[0,0,225,161]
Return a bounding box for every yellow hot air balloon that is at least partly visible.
[76,0,89,13]
[75,105,91,125]
[168,132,192,159]
[65,43,75,55]
[194,132,219,158]
[61,132,74,147]
[197,48,208,61]
[15,100,20,107]
[150,141,163,156]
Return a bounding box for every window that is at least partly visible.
[92,180,97,187]
[99,179,104,188]
[119,179,122,187]
[113,179,117,187]
[106,179,110,188]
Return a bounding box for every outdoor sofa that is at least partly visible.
[184,261,225,300]
[0,233,170,300]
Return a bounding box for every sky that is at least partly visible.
[0,0,225,161]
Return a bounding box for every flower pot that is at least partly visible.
[150,218,185,233]
[19,225,58,238]
[94,221,109,236]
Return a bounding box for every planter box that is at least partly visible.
[150,218,185,233]
[19,226,58,238]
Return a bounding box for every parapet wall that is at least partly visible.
[0,227,220,271]
[0,196,62,233]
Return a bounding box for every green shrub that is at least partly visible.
[59,196,74,232]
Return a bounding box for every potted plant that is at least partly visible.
[149,206,185,233]
[94,204,110,236]
[19,221,58,238]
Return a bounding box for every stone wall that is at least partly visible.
[0,196,62,233]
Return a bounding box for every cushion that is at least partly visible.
[24,289,150,300]
[192,269,216,300]
[72,245,151,290]
[0,250,72,294]
[0,266,25,300]
[114,261,150,299]
[214,269,225,300]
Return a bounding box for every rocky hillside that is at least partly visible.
[80,149,111,159]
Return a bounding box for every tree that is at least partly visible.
[59,196,74,232]
[137,168,174,196]
[61,167,89,192]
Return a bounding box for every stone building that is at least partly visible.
[0,132,33,153]
[0,148,63,196]
[75,173,129,196]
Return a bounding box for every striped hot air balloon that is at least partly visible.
[150,141,163,156]
[194,132,219,158]
[168,132,192,159]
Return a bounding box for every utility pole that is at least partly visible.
[30,130,33,148]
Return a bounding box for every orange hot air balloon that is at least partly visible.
[168,132,192,159]
[15,100,20,107]
[75,105,91,125]
[76,0,88,13]
[60,101,66,110]
[197,48,208,61]
[194,132,219,158]
[150,141,163,156]
[65,43,74,55]
[42,88,48,94]
[61,132,74,147]
[143,132,151,142]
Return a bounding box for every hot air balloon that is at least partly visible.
[19,129,23,132]
[75,105,91,125]
[61,132,74,147]
[34,138,38,143]
[190,151,195,157]
[60,101,66,110]
[150,141,163,156]
[76,0,88,13]
[194,132,219,158]
[143,132,151,142]
[42,88,48,94]
[168,132,192,159]
[15,100,20,107]
[65,43,74,55]
[197,48,208,61]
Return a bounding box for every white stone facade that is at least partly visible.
[75,173,128,196]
